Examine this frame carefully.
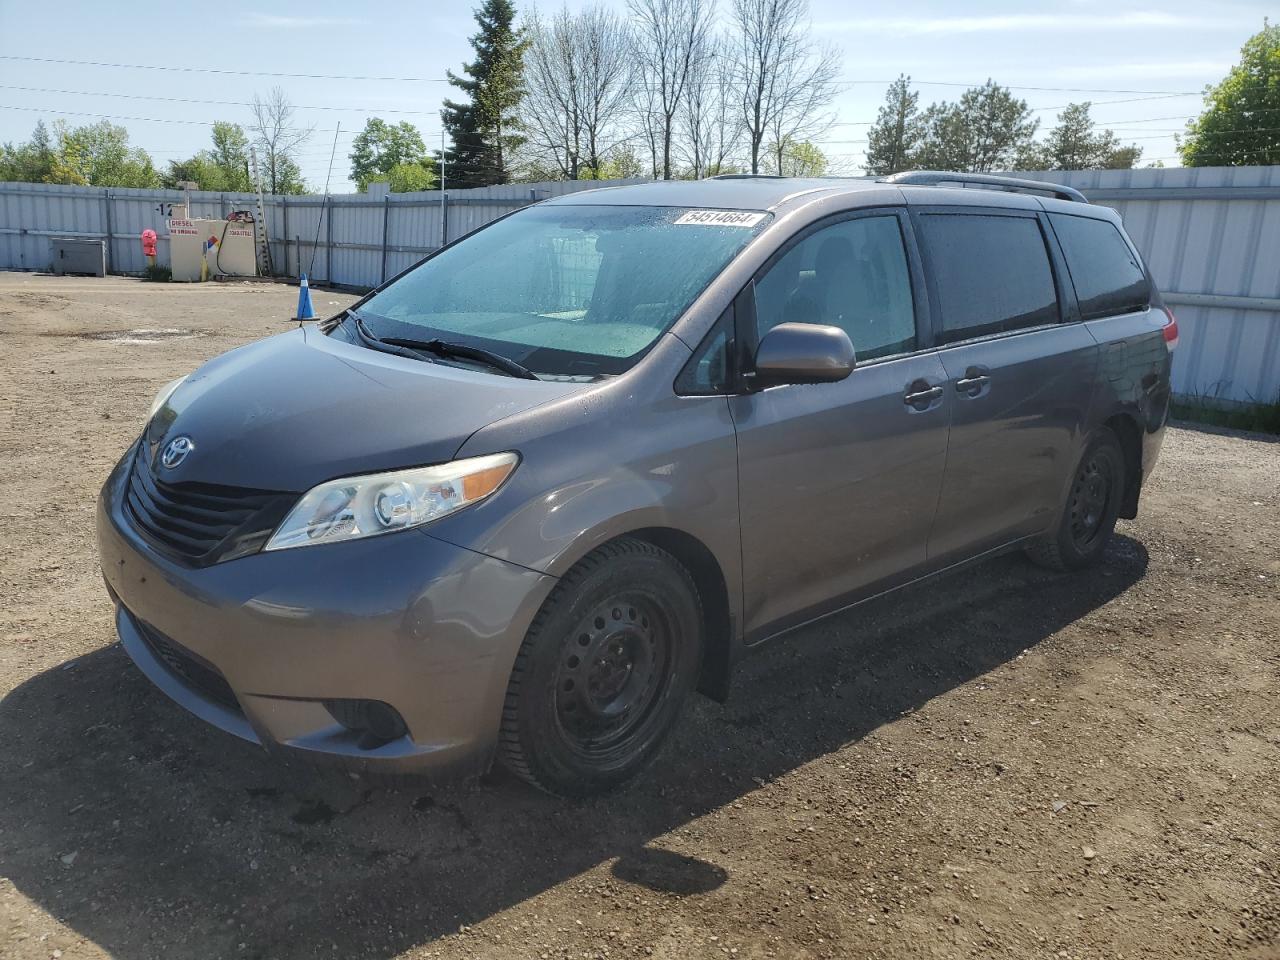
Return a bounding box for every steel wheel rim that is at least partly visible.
[1069,452,1114,549]
[554,595,671,759]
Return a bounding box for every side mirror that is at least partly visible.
[751,322,855,389]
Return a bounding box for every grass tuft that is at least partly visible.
[1172,390,1280,435]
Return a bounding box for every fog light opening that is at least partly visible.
[323,698,409,747]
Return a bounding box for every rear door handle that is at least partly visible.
[904,384,944,406]
[956,374,991,393]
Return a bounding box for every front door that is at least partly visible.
[912,208,1099,561]
[729,210,951,641]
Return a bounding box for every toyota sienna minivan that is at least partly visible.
[97,172,1176,796]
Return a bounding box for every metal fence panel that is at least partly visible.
[3,169,1277,403]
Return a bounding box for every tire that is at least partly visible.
[498,537,703,798]
[1027,427,1126,572]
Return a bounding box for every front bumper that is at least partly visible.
[97,448,555,775]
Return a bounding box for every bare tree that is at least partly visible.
[680,32,741,177]
[249,86,313,194]
[523,8,584,178]
[523,5,633,179]
[628,0,715,180]
[729,0,839,175]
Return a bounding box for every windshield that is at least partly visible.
[355,204,770,379]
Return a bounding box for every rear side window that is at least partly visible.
[1049,214,1150,320]
[754,215,916,361]
[919,214,1059,344]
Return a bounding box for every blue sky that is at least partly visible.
[0,0,1269,191]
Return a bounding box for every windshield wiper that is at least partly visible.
[349,311,539,380]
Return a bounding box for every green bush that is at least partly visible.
[143,264,171,282]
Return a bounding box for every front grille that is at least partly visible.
[136,618,241,712]
[124,449,293,565]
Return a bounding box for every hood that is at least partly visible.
[143,327,586,491]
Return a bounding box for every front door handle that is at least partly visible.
[904,384,944,406]
[955,366,992,396]
[956,374,991,393]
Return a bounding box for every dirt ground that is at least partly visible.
[0,272,1277,960]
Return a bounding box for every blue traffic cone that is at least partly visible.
[293,273,316,321]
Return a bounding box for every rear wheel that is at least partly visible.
[1028,427,1126,571]
[498,538,703,797]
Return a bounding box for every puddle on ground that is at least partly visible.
[81,328,201,344]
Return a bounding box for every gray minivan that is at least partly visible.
[97,172,1177,796]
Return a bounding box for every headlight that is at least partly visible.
[264,452,518,551]
[147,376,187,421]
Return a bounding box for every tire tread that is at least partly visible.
[497,537,699,795]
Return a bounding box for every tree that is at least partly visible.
[0,121,56,183]
[387,162,437,192]
[589,146,646,179]
[1181,21,1280,167]
[164,122,252,191]
[350,119,430,190]
[441,0,530,187]
[208,122,251,186]
[770,139,827,176]
[45,120,161,187]
[523,5,633,179]
[864,76,922,175]
[729,0,840,175]
[629,0,715,180]
[1027,102,1141,170]
[249,86,311,194]
[681,32,741,178]
[914,80,1038,172]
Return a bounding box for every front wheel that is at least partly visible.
[498,538,703,797]
[1027,427,1126,571]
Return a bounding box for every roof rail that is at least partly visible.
[708,173,786,180]
[882,171,1088,204]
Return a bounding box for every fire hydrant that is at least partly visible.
[141,228,158,268]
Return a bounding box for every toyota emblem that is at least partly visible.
[160,435,195,469]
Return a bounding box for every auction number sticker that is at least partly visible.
[674,210,767,227]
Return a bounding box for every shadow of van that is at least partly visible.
[0,536,1147,959]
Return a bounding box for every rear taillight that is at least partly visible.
[1161,306,1179,351]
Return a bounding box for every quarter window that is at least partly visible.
[919,214,1059,344]
[1049,213,1150,320]
[754,215,917,361]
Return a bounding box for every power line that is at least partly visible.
[828,93,1202,128]
[0,54,1208,97]
[0,103,351,134]
[0,55,452,84]
[840,79,1200,96]
[0,84,446,118]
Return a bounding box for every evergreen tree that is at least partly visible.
[914,81,1038,172]
[1181,21,1279,167]
[440,0,530,188]
[1030,102,1141,170]
[864,76,921,175]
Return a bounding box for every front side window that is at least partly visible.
[753,215,917,361]
[356,205,769,379]
[1049,213,1150,320]
[919,213,1059,344]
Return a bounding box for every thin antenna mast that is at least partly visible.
[307,121,341,279]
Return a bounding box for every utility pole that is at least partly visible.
[439,120,447,249]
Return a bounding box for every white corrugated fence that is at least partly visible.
[2,167,1278,404]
